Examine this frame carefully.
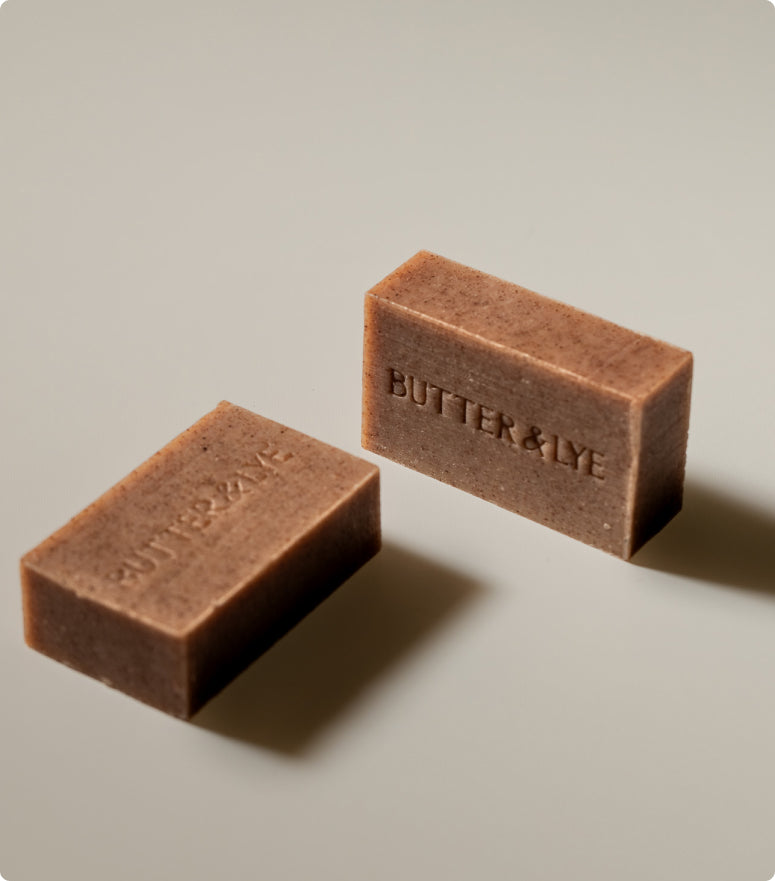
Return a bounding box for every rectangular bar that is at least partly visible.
[362,251,692,558]
[21,401,381,718]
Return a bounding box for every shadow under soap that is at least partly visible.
[193,541,485,755]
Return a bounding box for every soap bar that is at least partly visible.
[21,402,380,718]
[362,251,692,558]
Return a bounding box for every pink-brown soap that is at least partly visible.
[362,251,692,558]
[21,402,380,718]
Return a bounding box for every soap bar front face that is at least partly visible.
[362,251,692,558]
[21,402,380,718]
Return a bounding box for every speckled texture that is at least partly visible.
[21,402,381,718]
[362,251,692,558]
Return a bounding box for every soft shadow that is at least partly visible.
[193,542,484,755]
[634,480,775,593]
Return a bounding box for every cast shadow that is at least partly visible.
[193,541,485,756]
[634,479,775,593]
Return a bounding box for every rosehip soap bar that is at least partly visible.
[362,251,692,558]
[21,402,380,718]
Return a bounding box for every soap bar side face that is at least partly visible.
[629,357,693,555]
[21,567,189,715]
[186,471,380,716]
[363,295,634,556]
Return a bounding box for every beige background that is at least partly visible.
[1,1,774,879]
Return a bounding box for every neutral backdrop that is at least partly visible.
[1,1,774,879]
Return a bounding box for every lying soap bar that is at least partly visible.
[21,402,380,718]
[362,251,692,559]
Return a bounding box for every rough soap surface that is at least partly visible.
[362,251,692,558]
[21,402,381,718]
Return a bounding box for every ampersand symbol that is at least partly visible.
[522,425,546,453]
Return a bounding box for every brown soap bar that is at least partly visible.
[362,251,692,559]
[21,402,380,718]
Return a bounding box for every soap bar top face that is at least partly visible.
[362,251,692,559]
[369,251,689,399]
[23,402,379,638]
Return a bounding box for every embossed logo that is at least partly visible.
[387,368,605,479]
[106,444,293,586]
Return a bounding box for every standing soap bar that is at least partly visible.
[21,402,380,718]
[362,251,692,558]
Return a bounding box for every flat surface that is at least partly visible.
[23,401,377,633]
[1,2,774,880]
[369,250,692,398]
